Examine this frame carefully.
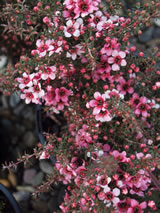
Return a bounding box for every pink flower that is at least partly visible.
[35,39,54,57]
[116,199,130,212]
[16,72,35,89]
[75,126,92,148]
[108,50,127,71]
[63,8,76,20]
[74,0,99,19]
[43,85,57,106]
[104,187,120,207]
[57,101,69,110]
[95,110,112,122]
[134,96,151,118]
[28,82,45,99]
[63,0,76,10]
[97,175,111,188]
[117,78,134,95]
[64,18,83,37]
[88,11,106,29]
[127,199,147,213]
[97,191,106,201]
[111,150,129,163]
[89,92,107,115]
[130,93,140,108]
[20,89,35,104]
[55,87,71,102]
[40,65,56,80]
[66,44,84,60]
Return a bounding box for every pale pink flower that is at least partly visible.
[88,11,106,29]
[97,175,111,188]
[20,89,35,104]
[97,19,113,31]
[49,39,63,56]
[64,19,83,37]
[66,44,84,60]
[28,83,45,99]
[35,39,54,57]
[16,72,35,89]
[75,127,92,148]
[104,187,120,207]
[40,66,56,80]
[108,50,127,71]
[95,109,112,122]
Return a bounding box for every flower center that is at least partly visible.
[139,104,146,110]
[133,206,141,213]
[134,99,139,105]
[106,192,113,200]
[80,3,88,11]
[123,84,129,90]
[97,99,104,106]
[114,56,121,64]
[39,44,48,52]
[68,27,75,33]
[94,17,100,24]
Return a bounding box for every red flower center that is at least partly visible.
[106,192,113,200]
[114,56,121,64]
[68,27,75,33]
[94,17,100,24]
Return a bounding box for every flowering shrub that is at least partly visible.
[1,0,160,212]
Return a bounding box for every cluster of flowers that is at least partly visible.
[57,146,156,212]
[13,0,160,212]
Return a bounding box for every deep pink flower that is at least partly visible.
[130,93,140,108]
[117,78,134,95]
[127,199,147,213]
[134,96,151,118]
[111,150,129,163]
[75,126,92,148]
[116,199,130,212]
[43,86,57,106]
[55,87,71,103]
